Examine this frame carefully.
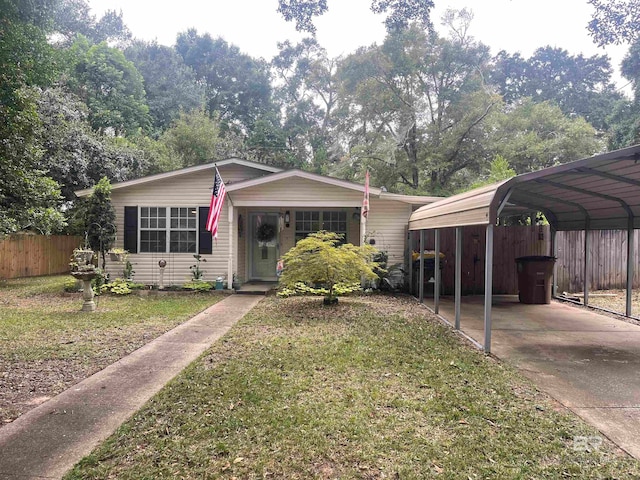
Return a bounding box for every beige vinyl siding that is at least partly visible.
[365,199,413,266]
[219,164,270,184]
[230,177,364,205]
[104,164,267,285]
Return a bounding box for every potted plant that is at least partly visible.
[72,247,94,265]
[108,248,128,262]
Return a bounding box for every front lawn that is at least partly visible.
[66,295,640,479]
[0,275,224,425]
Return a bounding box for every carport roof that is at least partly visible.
[409,144,640,231]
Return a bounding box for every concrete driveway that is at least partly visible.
[434,295,640,459]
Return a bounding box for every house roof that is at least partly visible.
[409,144,640,231]
[74,158,282,197]
[226,169,441,205]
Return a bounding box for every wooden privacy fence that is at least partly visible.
[555,229,640,293]
[411,226,640,295]
[0,235,82,280]
[413,225,551,295]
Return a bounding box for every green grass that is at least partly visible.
[0,275,224,423]
[0,275,224,363]
[64,295,640,479]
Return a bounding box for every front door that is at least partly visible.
[249,213,279,281]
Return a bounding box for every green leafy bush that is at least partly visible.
[278,281,362,299]
[100,278,145,295]
[64,278,81,292]
[278,231,381,303]
[183,280,213,292]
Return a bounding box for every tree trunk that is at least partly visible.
[402,122,420,189]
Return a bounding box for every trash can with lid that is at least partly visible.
[515,256,555,304]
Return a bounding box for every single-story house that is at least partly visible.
[75,159,440,286]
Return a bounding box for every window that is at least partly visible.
[322,211,347,234]
[140,207,166,252]
[170,208,197,253]
[295,211,347,242]
[139,207,197,253]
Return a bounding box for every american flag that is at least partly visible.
[206,168,226,239]
[362,170,370,218]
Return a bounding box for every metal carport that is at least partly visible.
[408,144,640,353]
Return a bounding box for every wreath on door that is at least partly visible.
[256,223,276,242]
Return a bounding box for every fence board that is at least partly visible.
[0,235,82,279]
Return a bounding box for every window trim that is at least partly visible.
[138,206,199,254]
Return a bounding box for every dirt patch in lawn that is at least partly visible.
[0,324,175,425]
[0,276,223,427]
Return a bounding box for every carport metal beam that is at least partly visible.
[551,227,558,297]
[434,229,440,314]
[576,167,640,189]
[408,231,414,296]
[482,192,513,353]
[584,218,590,306]
[484,223,494,353]
[627,218,635,317]
[455,227,462,330]
[419,229,425,303]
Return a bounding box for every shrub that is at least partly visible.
[183,280,213,292]
[278,231,381,304]
[64,278,81,292]
[100,278,145,295]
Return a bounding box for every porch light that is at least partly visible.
[285,210,290,227]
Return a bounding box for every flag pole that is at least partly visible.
[361,170,370,246]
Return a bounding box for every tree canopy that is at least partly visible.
[1,0,637,235]
[587,0,639,46]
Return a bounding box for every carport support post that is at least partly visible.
[455,227,462,330]
[408,231,414,295]
[434,229,440,314]
[484,223,494,354]
[584,221,590,307]
[626,218,635,317]
[419,229,425,303]
[551,227,558,298]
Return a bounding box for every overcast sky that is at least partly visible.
[88,0,630,91]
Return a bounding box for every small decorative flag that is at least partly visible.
[362,170,370,218]
[206,168,227,239]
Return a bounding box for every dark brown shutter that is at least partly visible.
[124,206,138,253]
[199,206,212,254]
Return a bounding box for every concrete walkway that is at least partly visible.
[432,295,640,459]
[0,294,263,479]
